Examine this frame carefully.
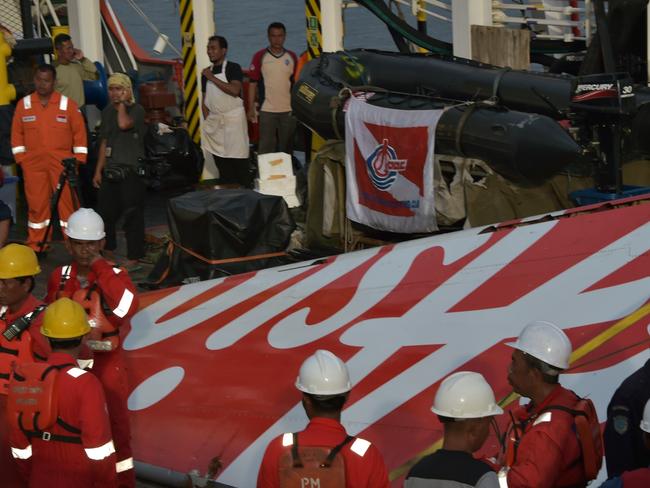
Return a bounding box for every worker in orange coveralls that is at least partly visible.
[257,349,390,487]
[10,64,87,251]
[0,244,50,488]
[498,321,600,488]
[9,298,116,487]
[46,208,138,487]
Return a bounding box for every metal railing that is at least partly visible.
[343,0,595,44]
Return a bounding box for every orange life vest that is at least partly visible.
[278,433,353,488]
[0,305,46,394]
[71,288,119,352]
[505,397,603,480]
[8,362,82,444]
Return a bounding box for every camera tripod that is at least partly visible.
[37,158,84,254]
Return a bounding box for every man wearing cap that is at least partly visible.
[498,321,597,488]
[8,298,116,487]
[46,207,138,487]
[406,371,502,487]
[92,72,146,271]
[600,399,650,487]
[0,244,49,487]
[603,326,650,478]
[257,349,389,487]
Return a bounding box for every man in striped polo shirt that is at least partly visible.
[247,22,298,155]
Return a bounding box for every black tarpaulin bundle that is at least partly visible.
[147,189,296,287]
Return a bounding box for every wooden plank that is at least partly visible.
[471,25,530,69]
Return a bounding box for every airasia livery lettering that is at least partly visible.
[123,198,650,486]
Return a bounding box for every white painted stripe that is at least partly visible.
[73,146,88,154]
[116,457,134,473]
[85,440,115,460]
[113,289,134,318]
[28,219,50,229]
[113,267,122,274]
[350,438,371,457]
[281,433,293,447]
[11,445,32,459]
[11,146,26,155]
[533,411,553,426]
[59,220,67,228]
[66,367,87,378]
[23,95,31,109]
[59,95,68,111]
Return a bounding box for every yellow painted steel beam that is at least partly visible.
[179,0,200,143]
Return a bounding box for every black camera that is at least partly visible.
[62,157,78,185]
[103,166,129,182]
[137,156,172,179]
[62,157,77,170]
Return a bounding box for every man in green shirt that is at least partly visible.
[53,34,98,108]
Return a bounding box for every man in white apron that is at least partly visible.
[201,35,250,186]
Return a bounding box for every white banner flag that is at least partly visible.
[345,97,442,233]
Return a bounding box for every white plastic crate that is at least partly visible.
[257,152,293,180]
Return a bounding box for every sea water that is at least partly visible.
[109,0,452,69]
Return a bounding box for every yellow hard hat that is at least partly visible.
[0,244,41,279]
[41,298,91,339]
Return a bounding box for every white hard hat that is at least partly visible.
[506,321,572,370]
[640,399,650,434]
[295,350,351,396]
[65,208,105,240]
[431,371,503,419]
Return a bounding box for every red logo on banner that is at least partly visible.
[354,123,429,217]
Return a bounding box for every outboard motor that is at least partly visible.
[569,72,648,202]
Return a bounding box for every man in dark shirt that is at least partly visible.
[92,73,146,271]
[406,372,502,488]
[604,356,650,477]
[201,35,249,187]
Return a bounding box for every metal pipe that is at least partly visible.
[20,0,33,39]
[647,4,650,85]
[101,16,127,72]
[104,0,138,71]
[43,0,61,26]
[417,0,427,34]
[37,8,52,38]
[321,0,344,52]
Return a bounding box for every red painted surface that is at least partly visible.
[123,197,650,485]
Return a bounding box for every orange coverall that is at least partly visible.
[11,92,87,250]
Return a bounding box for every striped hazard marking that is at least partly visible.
[180,0,200,143]
[305,0,322,60]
